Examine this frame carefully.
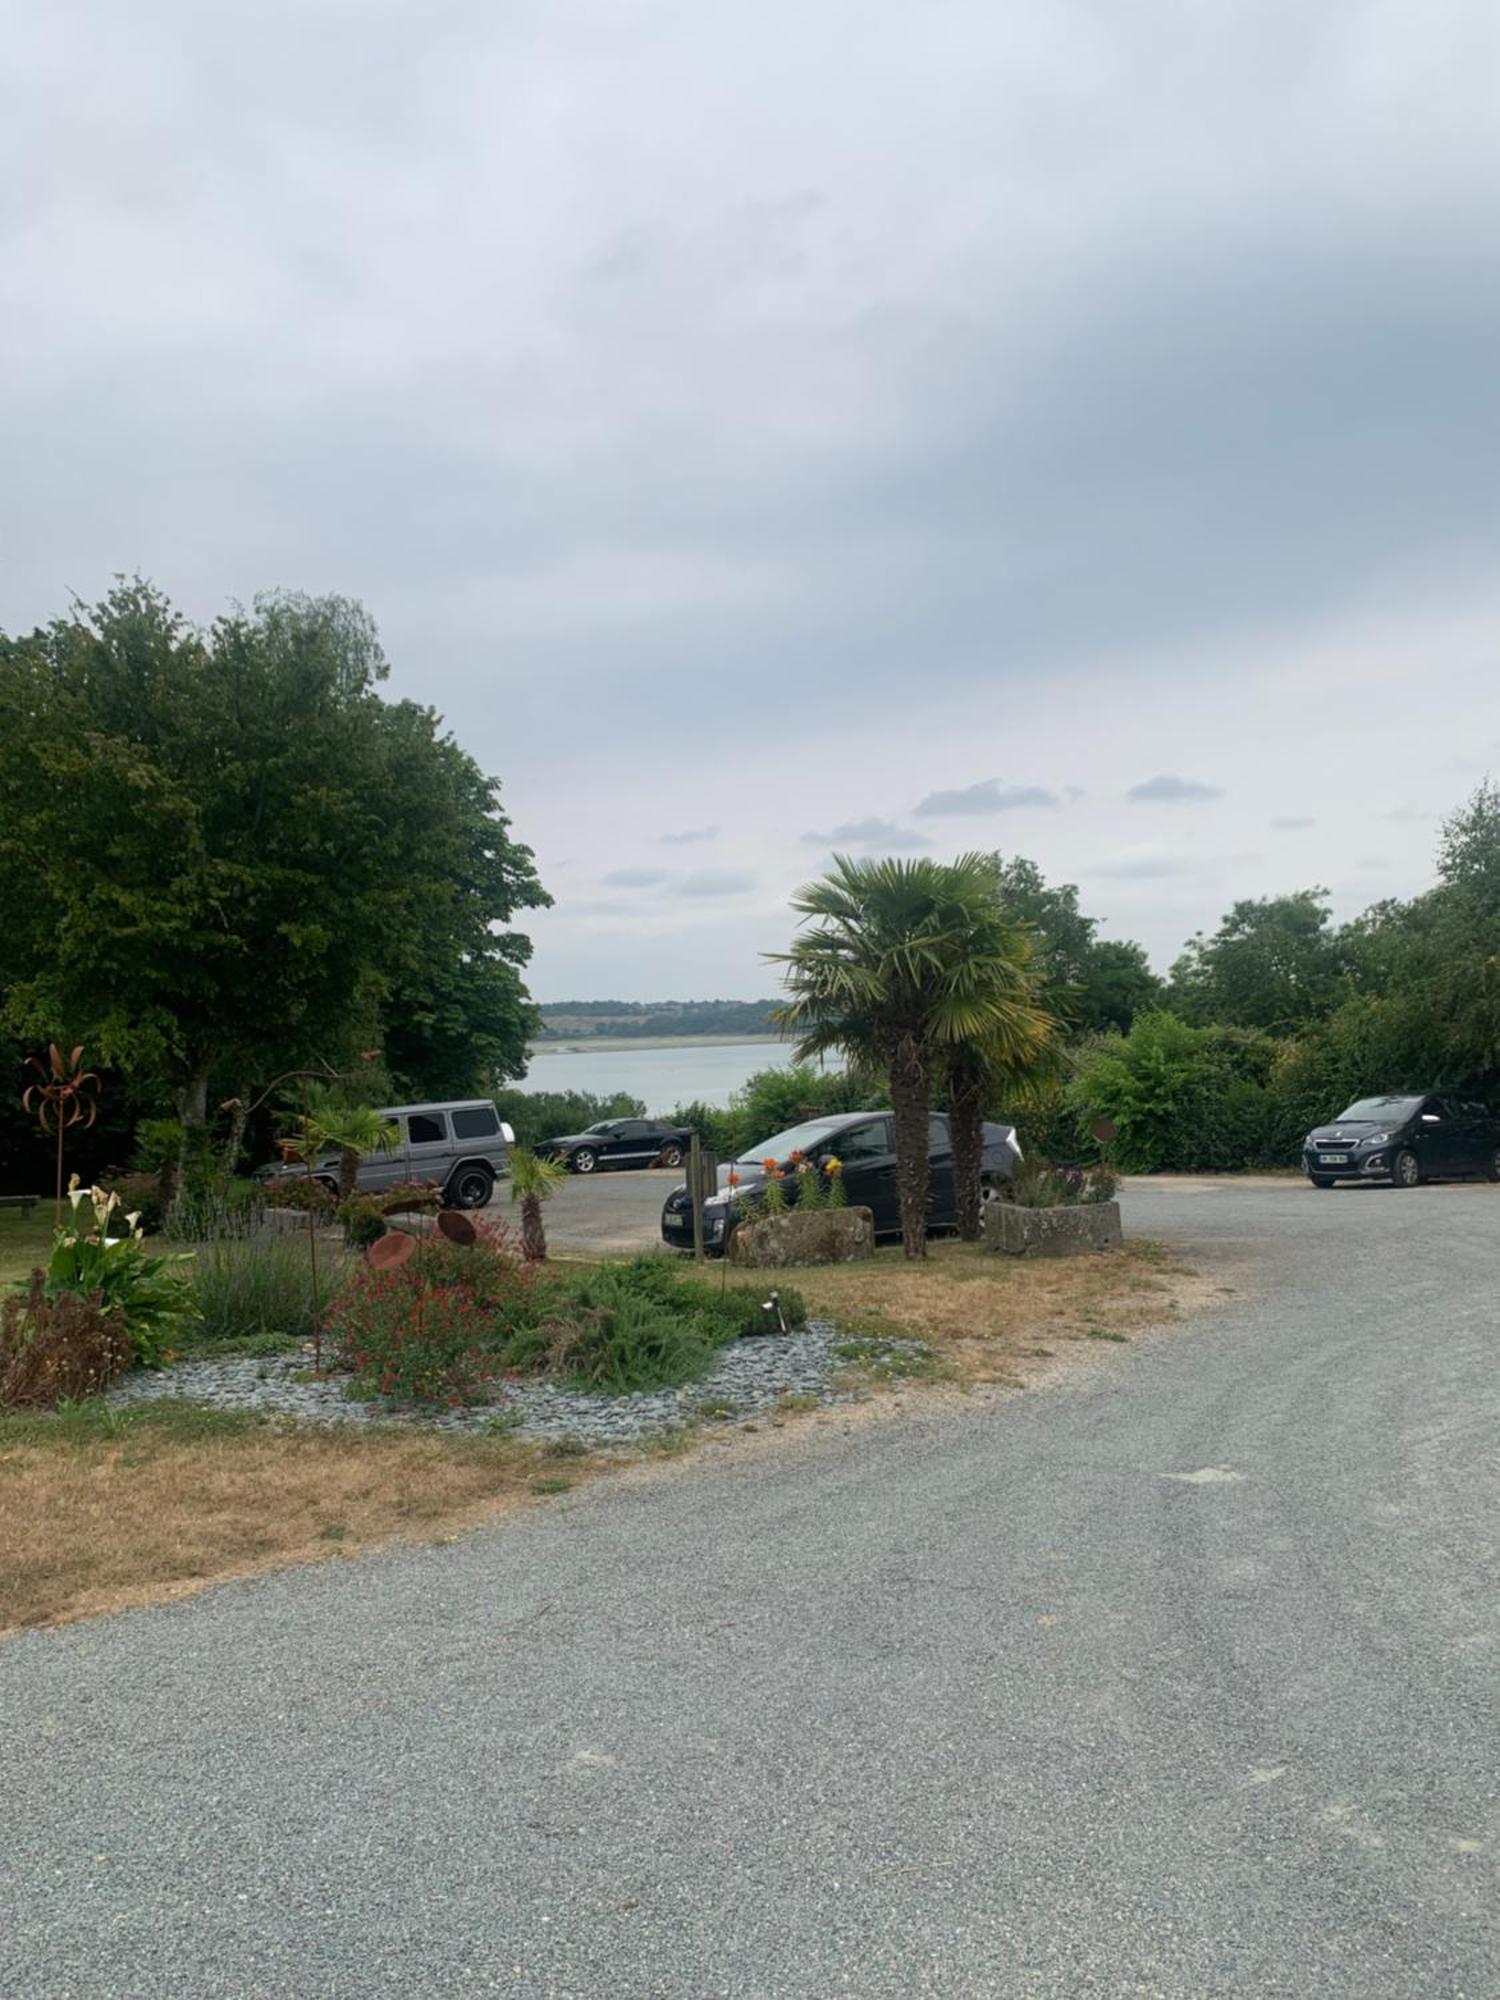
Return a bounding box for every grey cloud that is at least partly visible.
[1271,814,1316,829]
[915,779,1061,817]
[674,869,756,897]
[800,817,931,850]
[658,826,718,846]
[602,867,668,888]
[1088,854,1190,880]
[1385,806,1434,822]
[1128,774,1224,804]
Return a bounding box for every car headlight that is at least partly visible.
[1362,1133,1389,1147]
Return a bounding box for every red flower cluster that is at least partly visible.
[325,1220,540,1405]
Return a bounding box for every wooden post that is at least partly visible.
[690,1133,705,1263]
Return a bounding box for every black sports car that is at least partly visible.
[1303,1092,1500,1188]
[544,1118,696,1174]
[660,1109,1023,1251]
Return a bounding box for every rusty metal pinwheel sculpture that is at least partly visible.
[22,1043,101,1225]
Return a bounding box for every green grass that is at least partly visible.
[0,1209,54,1290]
[0,1396,266,1450]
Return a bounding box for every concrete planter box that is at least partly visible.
[982,1198,1122,1259]
[728,1206,876,1269]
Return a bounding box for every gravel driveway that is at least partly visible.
[4,1179,1497,1998]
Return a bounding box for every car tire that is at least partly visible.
[658,1143,684,1169]
[1392,1148,1422,1189]
[572,1148,598,1175]
[447,1166,493,1210]
[1309,1176,1335,1189]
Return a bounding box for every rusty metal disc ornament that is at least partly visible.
[1090,1117,1119,1146]
[367,1230,416,1270]
[437,1209,477,1247]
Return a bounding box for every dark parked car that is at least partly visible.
[544,1118,696,1175]
[1303,1092,1500,1189]
[660,1110,1023,1252]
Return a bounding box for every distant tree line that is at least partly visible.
[535,1000,781,1040]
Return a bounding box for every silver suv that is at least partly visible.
[256,1099,515,1210]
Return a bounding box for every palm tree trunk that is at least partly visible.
[885,1028,930,1260]
[948,1048,986,1242]
[339,1148,360,1202]
[521,1193,547,1262]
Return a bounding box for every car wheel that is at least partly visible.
[1308,1176,1335,1189]
[659,1143,684,1169]
[1392,1148,1422,1189]
[448,1166,493,1210]
[572,1148,598,1175]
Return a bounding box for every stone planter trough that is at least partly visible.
[727,1205,876,1269]
[982,1197,1122,1259]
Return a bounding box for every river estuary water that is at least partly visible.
[519,1038,795,1112]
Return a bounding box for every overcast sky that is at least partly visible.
[5,0,1498,999]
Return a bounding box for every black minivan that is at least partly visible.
[1303,1093,1500,1188]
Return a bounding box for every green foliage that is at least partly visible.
[515,1255,801,1394]
[336,1196,388,1249]
[100,1171,167,1236]
[190,1227,324,1346]
[490,1087,646,1150]
[44,1185,194,1366]
[1069,1013,1280,1173]
[1170,889,1342,1034]
[327,1223,541,1403]
[993,856,1162,1033]
[0,581,548,1124]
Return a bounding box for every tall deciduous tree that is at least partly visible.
[0,581,548,1132]
[992,856,1160,1033]
[1169,889,1341,1035]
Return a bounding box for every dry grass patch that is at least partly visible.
[0,1400,605,1634]
[675,1236,1196,1386]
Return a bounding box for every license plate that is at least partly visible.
[1318,1153,1349,1165]
[663,1213,687,1229]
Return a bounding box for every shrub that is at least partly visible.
[191,1227,324,1345]
[100,1170,167,1236]
[325,1220,540,1403]
[510,1256,805,1394]
[1068,1013,1279,1173]
[1,1274,132,1407]
[337,1195,388,1249]
[330,1275,505,1405]
[45,1183,194,1367]
[377,1180,442,1217]
[262,1177,336,1216]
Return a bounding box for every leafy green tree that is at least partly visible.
[1069,1012,1277,1173]
[1170,890,1341,1035]
[993,857,1160,1033]
[0,581,548,1138]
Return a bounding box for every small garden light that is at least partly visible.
[760,1290,789,1335]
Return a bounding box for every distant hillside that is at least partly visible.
[535,998,782,1041]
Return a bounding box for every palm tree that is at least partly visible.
[771,854,1045,1258]
[296,1084,400,1200]
[508,1145,568,1261]
[937,879,1055,1240]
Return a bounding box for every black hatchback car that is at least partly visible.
[544,1118,695,1174]
[660,1110,1023,1251]
[1303,1092,1500,1188]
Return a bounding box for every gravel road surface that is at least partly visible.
[4,1179,1497,1998]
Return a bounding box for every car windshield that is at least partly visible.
[1335,1095,1421,1122]
[583,1121,617,1135]
[736,1118,843,1165]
